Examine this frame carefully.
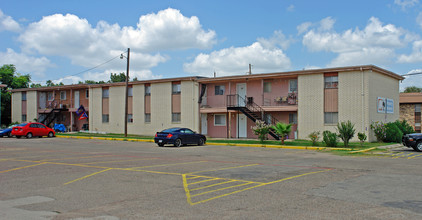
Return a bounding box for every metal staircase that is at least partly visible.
[227,94,280,140]
[38,100,68,127]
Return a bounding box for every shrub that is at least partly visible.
[271,122,292,145]
[322,130,338,147]
[251,120,270,142]
[308,131,320,146]
[370,121,386,142]
[384,122,403,143]
[337,121,355,147]
[394,120,414,135]
[358,132,367,147]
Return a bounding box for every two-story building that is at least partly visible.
[399,93,422,133]
[11,65,403,141]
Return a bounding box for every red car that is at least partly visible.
[11,122,55,138]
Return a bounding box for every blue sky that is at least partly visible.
[1,0,422,90]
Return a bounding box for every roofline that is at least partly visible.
[11,76,205,92]
[197,65,405,82]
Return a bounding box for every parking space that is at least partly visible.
[1,138,422,219]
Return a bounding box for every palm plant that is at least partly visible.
[337,120,356,147]
[271,122,292,144]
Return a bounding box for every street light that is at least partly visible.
[120,48,130,137]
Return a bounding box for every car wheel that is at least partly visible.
[8,132,12,138]
[158,143,164,147]
[26,132,33,139]
[413,141,422,152]
[48,132,54,138]
[16,136,22,139]
[174,139,182,147]
[198,138,205,146]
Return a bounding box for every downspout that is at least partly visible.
[361,67,365,133]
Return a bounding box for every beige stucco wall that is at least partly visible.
[89,87,102,132]
[27,91,38,122]
[12,92,22,123]
[181,81,200,132]
[367,71,400,141]
[128,84,144,134]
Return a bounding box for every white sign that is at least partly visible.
[377,97,386,113]
[386,99,394,114]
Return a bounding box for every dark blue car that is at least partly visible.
[154,127,206,147]
[0,124,19,137]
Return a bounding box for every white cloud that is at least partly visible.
[400,69,422,91]
[394,0,419,10]
[0,48,53,77]
[17,8,216,75]
[287,5,295,12]
[302,17,412,66]
[0,9,21,32]
[257,30,292,50]
[184,42,291,77]
[398,40,422,63]
[297,22,312,35]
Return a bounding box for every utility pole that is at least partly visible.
[124,48,130,137]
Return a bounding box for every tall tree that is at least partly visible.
[403,86,422,93]
[109,72,127,83]
[0,64,31,125]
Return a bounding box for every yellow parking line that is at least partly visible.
[186,163,260,175]
[0,163,46,174]
[39,155,113,162]
[408,154,422,159]
[392,152,405,159]
[191,182,255,197]
[262,169,330,185]
[190,184,265,205]
[188,178,220,185]
[186,176,202,180]
[128,161,207,170]
[81,158,158,165]
[190,180,236,192]
[64,168,113,185]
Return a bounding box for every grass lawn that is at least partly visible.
[57,132,392,149]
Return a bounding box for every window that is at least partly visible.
[416,104,421,113]
[324,76,338,89]
[86,89,89,98]
[48,92,54,101]
[215,85,225,95]
[324,112,338,124]
[22,92,27,101]
[264,114,272,124]
[145,85,151,96]
[38,124,46,128]
[128,87,133,97]
[127,114,133,123]
[172,83,181,94]
[289,113,297,124]
[145,113,151,123]
[289,79,298,92]
[102,88,109,98]
[263,82,272,93]
[214,114,226,126]
[22,114,27,122]
[172,113,181,123]
[102,114,109,123]
[60,91,66,100]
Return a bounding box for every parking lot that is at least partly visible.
[1,137,422,219]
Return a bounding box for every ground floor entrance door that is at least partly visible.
[237,114,247,138]
[201,114,207,135]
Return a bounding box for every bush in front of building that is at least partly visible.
[394,120,414,135]
[322,130,338,147]
[337,120,356,147]
[370,121,386,142]
[308,131,320,146]
[358,132,367,147]
[271,122,292,145]
[383,122,403,143]
[251,120,270,142]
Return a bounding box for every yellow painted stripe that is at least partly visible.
[186,176,202,180]
[0,163,46,174]
[81,158,158,165]
[190,184,265,205]
[182,174,193,205]
[39,155,113,162]
[186,163,259,175]
[408,154,422,159]
[128,161,207,170]
[262,169,330,185]
[188,178,220,185]
[190,180,236,192]
[348,147,377,154]
[191,182,255,197]
[64,168,113,185]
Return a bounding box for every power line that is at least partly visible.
[401,71,422,77]
[31,50,127,84]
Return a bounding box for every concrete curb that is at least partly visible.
[56,135,356,151]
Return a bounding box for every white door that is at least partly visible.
[236,83,247,107]
[201,114,208,135]
[237,114,247,138]
[39,92,46,109]
[74,91,80,108]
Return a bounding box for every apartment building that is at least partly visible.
[11,65,403,141]
[399,93,422,133]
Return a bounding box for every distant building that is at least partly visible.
[399,93,422,133]
[11,65,403,141]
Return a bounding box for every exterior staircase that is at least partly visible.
[227,94,280,140]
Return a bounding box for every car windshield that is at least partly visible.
[17,123,27,127]
[162,128,181,133]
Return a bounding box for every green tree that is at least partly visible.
[337,121,356,147]
[0,64,31,125]
[403,86,422,93]
[109,72,127,83]
[271,122,292,144]
[45,80,63,87]
[251,120,270,142]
